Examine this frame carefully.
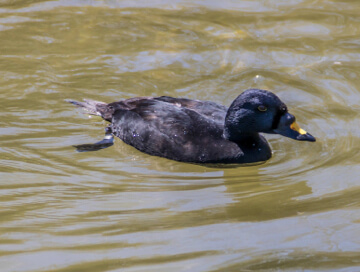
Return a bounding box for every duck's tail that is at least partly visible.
[66,99,113,121]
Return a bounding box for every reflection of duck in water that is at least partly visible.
[68,89,315,163]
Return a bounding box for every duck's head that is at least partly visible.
[224,89,316,142]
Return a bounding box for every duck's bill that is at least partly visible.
[274,121,316,142]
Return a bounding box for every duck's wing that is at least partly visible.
[116,99,217,142]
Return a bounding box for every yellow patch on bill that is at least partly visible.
[290,122,307,135]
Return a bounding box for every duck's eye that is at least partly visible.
[257,105,267,112]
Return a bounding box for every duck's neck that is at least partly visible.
[223,126,272,163]
[222,105,272,162]
[223,110,261,143]
[223,104,260,142]
[223,128,261,144]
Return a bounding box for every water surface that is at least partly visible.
[1,0,360,271]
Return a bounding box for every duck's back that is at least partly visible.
[109,96,246,163]
[155,96,227,123]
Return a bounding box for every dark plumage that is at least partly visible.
[68,89,315,164]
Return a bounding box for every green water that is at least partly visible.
[1,0,360,271]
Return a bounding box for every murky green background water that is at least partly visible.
[1,0,360,271]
